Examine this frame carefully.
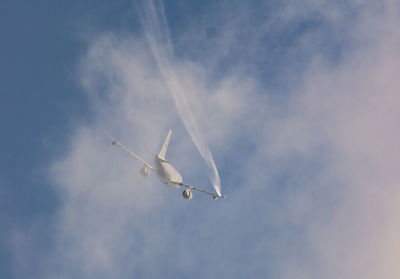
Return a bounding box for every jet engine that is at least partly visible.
[182,189,193,200]
[140,164,150,177]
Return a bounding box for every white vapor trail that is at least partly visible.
[139,0,222,196]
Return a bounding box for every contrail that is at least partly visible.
[139,0,222,196]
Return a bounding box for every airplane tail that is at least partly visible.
[158,129,172,160]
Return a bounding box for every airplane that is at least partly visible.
[105,130,226,200]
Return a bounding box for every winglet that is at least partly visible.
[213,194,227,200]
[105,131,119,146]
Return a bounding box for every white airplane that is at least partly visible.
[105,130,226,200]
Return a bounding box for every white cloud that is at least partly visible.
[30,1,400,278]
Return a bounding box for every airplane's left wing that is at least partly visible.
[105,131,154,170]
[178,182,226,200]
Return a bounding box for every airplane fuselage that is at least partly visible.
[154,154,182,189]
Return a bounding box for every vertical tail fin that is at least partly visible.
[158,129,172,160]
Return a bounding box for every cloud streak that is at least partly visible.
[139,0,222,196]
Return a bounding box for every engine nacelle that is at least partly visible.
[182,189,193,200]
[140,165,150,177]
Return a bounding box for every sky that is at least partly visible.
[1,0,400,278]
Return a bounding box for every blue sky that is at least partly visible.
[2,0,400,278]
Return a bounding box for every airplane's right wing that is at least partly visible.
[178,182,226,200]
[105,131,154,170]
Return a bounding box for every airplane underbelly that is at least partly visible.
[157,161,182,189]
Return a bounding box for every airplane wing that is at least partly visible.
[105,131,154,170]
[178,182,226,200]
